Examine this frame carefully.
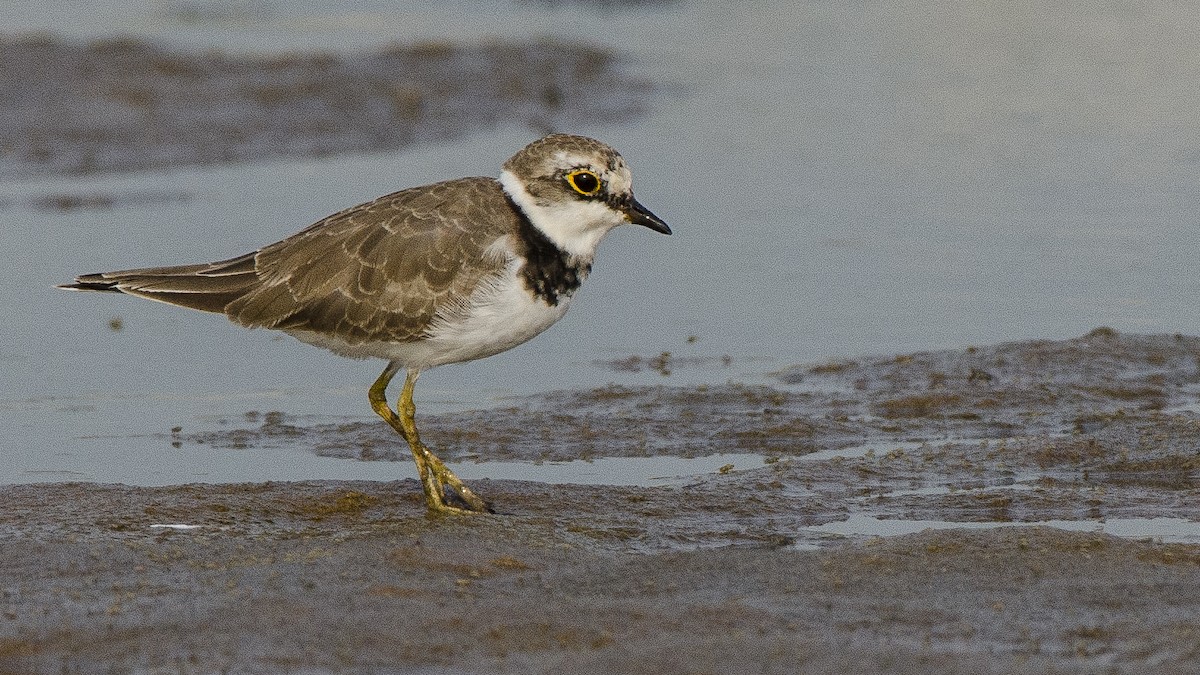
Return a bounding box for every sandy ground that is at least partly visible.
[3,329,1200,673]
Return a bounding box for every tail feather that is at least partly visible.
[59,252,260,314]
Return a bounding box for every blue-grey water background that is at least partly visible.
[4,0,1200,485]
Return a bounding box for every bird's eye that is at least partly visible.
[566,169,602,196]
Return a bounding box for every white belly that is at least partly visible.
[284,263,573,371]
[411,274,571,368]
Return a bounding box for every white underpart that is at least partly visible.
[284,253,569,370]
[498,168,626,260]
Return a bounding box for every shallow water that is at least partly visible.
[7,435,765,488]
[805,514,1200,545]
[7,1,1200,484]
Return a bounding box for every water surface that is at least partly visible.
[5,1,1200,484]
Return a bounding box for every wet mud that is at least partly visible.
[0,35,654,179]
[3,330,1200,672]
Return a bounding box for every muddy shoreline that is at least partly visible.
[0,35,655,180]
[3,331,1199,673]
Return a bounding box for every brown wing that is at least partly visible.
[60,252,260,314]
[223,177,518,344]
[62,177,521,345]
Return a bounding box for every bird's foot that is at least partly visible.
[417,448,492,515]
[428,487,494,516]
[431,469,493,515]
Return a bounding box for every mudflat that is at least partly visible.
[3,329,1199,673]
[0,35,653,180]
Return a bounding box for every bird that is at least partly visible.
[60,133,671,514]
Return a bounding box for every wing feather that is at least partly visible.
[63,177,520,343]
[60,252,259,313]
[225,177,518,344]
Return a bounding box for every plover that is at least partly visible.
[60,134,670,514]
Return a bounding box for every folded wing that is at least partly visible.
[61,177,518,345]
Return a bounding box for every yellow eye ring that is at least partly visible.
[566,169,602,196]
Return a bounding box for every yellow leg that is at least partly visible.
[368,363,490,514]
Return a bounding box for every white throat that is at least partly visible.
[499,169,622,261]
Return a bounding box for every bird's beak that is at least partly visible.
[623,196,671,235]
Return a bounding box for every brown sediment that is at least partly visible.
[4,330,1200,672]
[0,35,656,179]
